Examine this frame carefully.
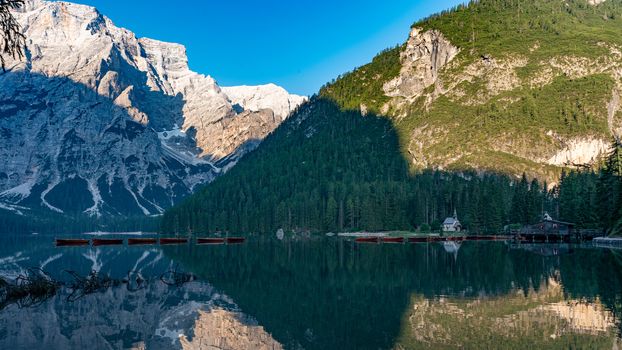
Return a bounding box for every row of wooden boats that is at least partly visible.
[55,237,246,247]
[355,235,511,244]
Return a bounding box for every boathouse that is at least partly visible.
[442,210,462,232]
[518,213,574,242]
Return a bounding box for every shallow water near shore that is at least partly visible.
[0,234,621,349]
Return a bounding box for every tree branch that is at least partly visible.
[0,0,25,72]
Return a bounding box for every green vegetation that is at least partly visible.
[397,74,614,176]
[319,46,402,114]
[319,0,622,179]
[557,141,622,234]
[166,240,622,349]
[163,0,622,235]
[162,99,558,235]
[161,94,622,235]
[418,0,622,60]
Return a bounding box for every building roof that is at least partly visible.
[541,219,575,226]
[443,217,460,225]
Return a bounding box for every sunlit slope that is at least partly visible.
[321,0,622,181]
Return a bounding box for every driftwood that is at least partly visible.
[0,268,61,310]
[64,270,123,302]
[0,265,199,309]
[160,265,196,287]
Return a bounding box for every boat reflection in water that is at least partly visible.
[0,235,621,349]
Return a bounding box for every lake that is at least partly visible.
[0,234,621,349]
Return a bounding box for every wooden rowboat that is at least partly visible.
[226,237,245,244]
[92,238,124,246]
[197,238,225,245]
[408,237,429,243]
[128,238,157,245]
[160,238,189,245]
[56,239,90,247]
[355,237,379,243]
[382,237,404,244]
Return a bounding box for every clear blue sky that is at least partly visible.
[64,0,464,95]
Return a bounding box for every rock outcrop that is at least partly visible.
[383,28,459,101]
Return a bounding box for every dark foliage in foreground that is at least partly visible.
[0,0,25,71]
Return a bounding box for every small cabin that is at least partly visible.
[521,213,574,235]
[518,213,575,242]
[442,210,462,232]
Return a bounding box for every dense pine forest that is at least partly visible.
[160,98,622,235]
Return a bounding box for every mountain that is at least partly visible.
[162,0,622,234]
[0,0,305,219]
[0,241,281,349]
[321,0,622,182]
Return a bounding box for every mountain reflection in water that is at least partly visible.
[0,235,621,350]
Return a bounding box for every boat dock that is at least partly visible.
[355,235,512,244]
[593,237,622,248]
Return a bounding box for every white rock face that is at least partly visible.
[384,28,460,100]
[0,0,305,216]
[588,0,607,6]
[223,84,307,121]
[546,138,611,166]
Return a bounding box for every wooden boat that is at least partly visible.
[197,237,225,245]
[226,237,245,244]
[466,235,495,241]
[382,237,404,244]
[160,238,189,245]
[355,237,379,243]
[56,239,90,247]
[408,236,429,243]
[128,238,157,245]
[92,238,124,246]
[427,236,444,242]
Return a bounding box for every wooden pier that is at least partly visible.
[593,237,622,248]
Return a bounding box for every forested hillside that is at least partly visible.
[161,0,622,235]
[321,0,622,180]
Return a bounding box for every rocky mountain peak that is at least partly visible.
[0,0,306,217]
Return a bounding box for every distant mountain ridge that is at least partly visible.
[0,0,305,218]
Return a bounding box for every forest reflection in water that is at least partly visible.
[169,239,622,349]
[0,235,621,349]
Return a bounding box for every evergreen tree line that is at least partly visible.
[553,142,622,233]
[161,98,621,235]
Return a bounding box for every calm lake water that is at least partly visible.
[0,234,621,349]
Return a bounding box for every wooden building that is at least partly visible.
[518,213,575,243]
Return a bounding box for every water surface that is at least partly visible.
[0,235,621,349]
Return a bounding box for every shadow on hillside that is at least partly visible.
[161,97,622,348]
[163,97,527,236]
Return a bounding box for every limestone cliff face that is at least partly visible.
[0,0,306,216]
[180,309,282,350]
[383,28,460,102]
[381,26,621,179]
